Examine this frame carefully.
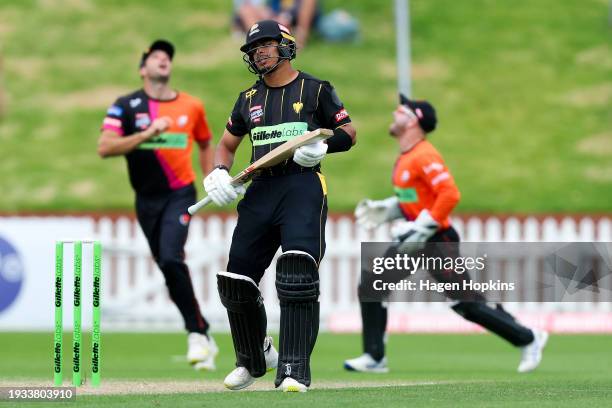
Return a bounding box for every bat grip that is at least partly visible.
[187,195,212,215]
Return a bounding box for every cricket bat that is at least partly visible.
[188,128,333,215]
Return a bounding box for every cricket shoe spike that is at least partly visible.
[518,329,549,373]
[343,353,389,373]
[192,334,219,371]
[279,377,307,393]
[224,336,278,390]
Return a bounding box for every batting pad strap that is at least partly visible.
[276,251,320,303]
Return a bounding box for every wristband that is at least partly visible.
[214,164,229,172]
[326,127,353,153]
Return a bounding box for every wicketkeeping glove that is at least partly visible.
[391,209,439,253]
[203,168,246,207]
[293,140,328,167]
[354,196,403,230]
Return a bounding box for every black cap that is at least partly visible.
[240,20,294,53]
[399,93,437,133]
[140,39,175,67]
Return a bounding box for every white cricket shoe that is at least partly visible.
[192,334,219,371]
[224,336,278,390]
[224,367,256,390]
[518,329,549,373]
[279,377,307,393]
[263,336,279,371]
[187,332,218,370]
[344,353,389,373]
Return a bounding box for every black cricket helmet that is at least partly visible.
[241,20,297,76]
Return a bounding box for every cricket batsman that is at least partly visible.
[344,95,547,374]
[203,20,357,392]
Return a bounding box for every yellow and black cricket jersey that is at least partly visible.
[226,71,351,168]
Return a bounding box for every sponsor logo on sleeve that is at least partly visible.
[249,105,263,123]
[107,105,123,117]
[431,172,450,186]
[334,108,349,123]
[245,89,257,99]
[227,116,233,127]
[135,113,151,129]
[423,162,444,174]
[103,117,122,128]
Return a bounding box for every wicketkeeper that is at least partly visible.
[344,95,547,374]
[204,20,357,392]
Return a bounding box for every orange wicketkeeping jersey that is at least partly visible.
[392,140,460,229]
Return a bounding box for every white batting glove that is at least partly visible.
[354,196,402,230]
[293,140,328,167]
[391,210,439,253]
[203,168,245,207]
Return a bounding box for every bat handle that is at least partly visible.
[188,196,212,215]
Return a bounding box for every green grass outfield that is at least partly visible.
[0,0,610,213]
[0,332,611,407]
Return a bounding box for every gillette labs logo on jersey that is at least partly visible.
[251,122,308,146]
